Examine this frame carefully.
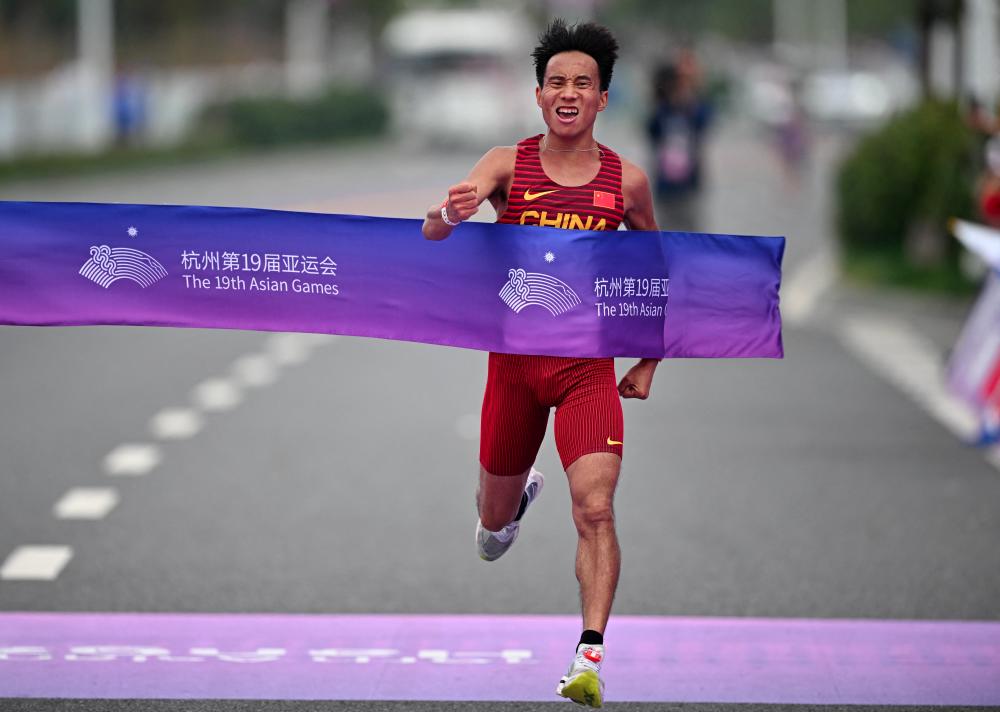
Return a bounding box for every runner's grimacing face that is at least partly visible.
[536,51,608,139]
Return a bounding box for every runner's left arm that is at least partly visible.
[622,158,658,232]
[619,158,660,400]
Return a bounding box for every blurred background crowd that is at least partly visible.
[0,0,998,293]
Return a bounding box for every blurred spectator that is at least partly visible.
[966,96,999,136]
[113,69,148,148]
[979,135,1000,228]
[774,78,810,191]
[646,48,712,232]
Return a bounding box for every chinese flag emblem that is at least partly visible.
[593,191,615,209]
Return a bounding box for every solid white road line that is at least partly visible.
[838,313,981,443]
[191,378,243,412]
[782,250,838,327]
[53,487,120,520]
[0,546,73,581]
[103,443,162,477]
[149,407,204,440]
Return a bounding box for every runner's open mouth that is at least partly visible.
[556,107,579,120]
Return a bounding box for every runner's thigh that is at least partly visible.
[480,354,549,477]
[554,360,623,471]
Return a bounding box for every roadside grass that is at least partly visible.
[0,140,237,185]
[0,134,384,186]
[0,84,389,186]
[842,246,979,296]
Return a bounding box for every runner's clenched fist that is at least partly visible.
[445,182,479,223]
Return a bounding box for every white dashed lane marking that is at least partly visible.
[267,333,312,365]
[53,487,119,520]
[103,443,162,477]
[192,378,243,412]
[232,353,279,388]
[14,332,338,582]
[149,407,204,440]
[0,546,73,580]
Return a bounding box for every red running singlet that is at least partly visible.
[480,134,626,477]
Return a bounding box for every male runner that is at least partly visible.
[422,19,658,707]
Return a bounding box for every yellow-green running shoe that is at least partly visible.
[556,643,605,707]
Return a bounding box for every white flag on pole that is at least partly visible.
[952,219,1000,269]
[947,220,1000,442]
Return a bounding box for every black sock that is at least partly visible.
[513,491,528,521]
[579,629,603,647]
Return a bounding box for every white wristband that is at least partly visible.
[441,204,460,227]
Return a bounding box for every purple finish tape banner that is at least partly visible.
[2,613,999,704]
[0,201,784,358]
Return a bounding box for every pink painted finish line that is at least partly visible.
[1,613,999,706]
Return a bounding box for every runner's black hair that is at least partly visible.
[532,19,619,92]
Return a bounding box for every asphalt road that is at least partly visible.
[1,119,998,711]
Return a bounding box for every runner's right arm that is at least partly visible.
[618,156,661,399]
[422,147,515,241]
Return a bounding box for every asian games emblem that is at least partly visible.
[80,244,168,288]
[500,267,580,316]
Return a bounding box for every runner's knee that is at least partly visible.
[477,468,527,531]
[572,497,615,534]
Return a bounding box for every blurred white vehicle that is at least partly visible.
[742,63,799,127]
[801,71,892,125]
[382,8,541,147]
[740,56,918,130]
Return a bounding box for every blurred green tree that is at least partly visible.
[836,99,977,291]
